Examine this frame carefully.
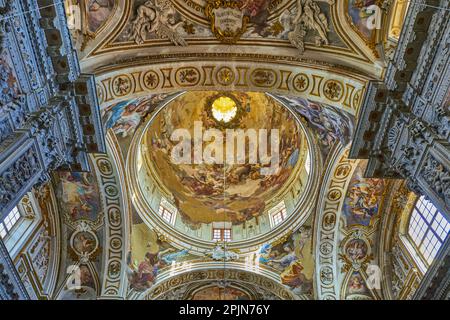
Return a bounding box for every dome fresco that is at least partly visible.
[143,91,308,226]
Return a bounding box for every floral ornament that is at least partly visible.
[216,67,235,86]
[324,80,343,101]
[112,76,131,96]
[143,71,159,89]
[293,74,309,92]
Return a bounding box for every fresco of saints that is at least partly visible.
[102,94,170,138]
[345,239,368,262]
[271,244,311,292]
[343,163,384,226]
[73,232,96,254]
[103,99,149,137]
[347,272,370,296]
[127,248,170,291]
[272,244,299,268]
[59,172,100,222]
[258,243,275,264]
[347,179,384,224]
[274,95,355,157]
[127,247,189,291]
[259,227,313,295]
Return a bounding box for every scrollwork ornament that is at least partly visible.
[421,156,450,207]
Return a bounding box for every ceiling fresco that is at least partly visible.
[4,0,438,303]
[271,94,355,157]
[26,90,404,301]
[56,172,102,225]
[100,92,180,157]
[143,91,305,225]
[345,271,372,298]
[40,152,128,300]
[86,0,116,33]
[127,223,196,292]
[65,0,398,78]
[112,0,345,49]
[47,78,392,300]
[342,161,385,227]
[257,225,313,297]
[334,159,389,300]
[347,0,378,41]
[51,166,105,300]
[126,212,315,298]
[102,93,172,137]
[101,91,355,163]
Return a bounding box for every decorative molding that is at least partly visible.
[0,238,29,300]
[132,264,301,300]
[95,61,367,115]
[350,0,450,218]
[95,132,130,299]
[314,145,357,300]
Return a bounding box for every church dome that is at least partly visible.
[128,91,318,252]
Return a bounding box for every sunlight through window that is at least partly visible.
[408,196,450,265]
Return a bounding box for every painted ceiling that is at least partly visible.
[43,82,393,300]
[66,0,401,79]
[142,91,305,225]
[15,0,413,301]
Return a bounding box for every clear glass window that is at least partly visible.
[158,198,177,225]
[269,201,287,228]
[408,196,450,265]
[212,228,232,242]
[0,207,22,239]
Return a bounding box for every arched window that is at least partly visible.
[0,206,22,239]
[408,196,450,265]
[158,197,177,225]
[212,228,232,242]
[268,201,287,228]
[1,193,40,258]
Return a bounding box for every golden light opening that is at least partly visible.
[211,96,238,123]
